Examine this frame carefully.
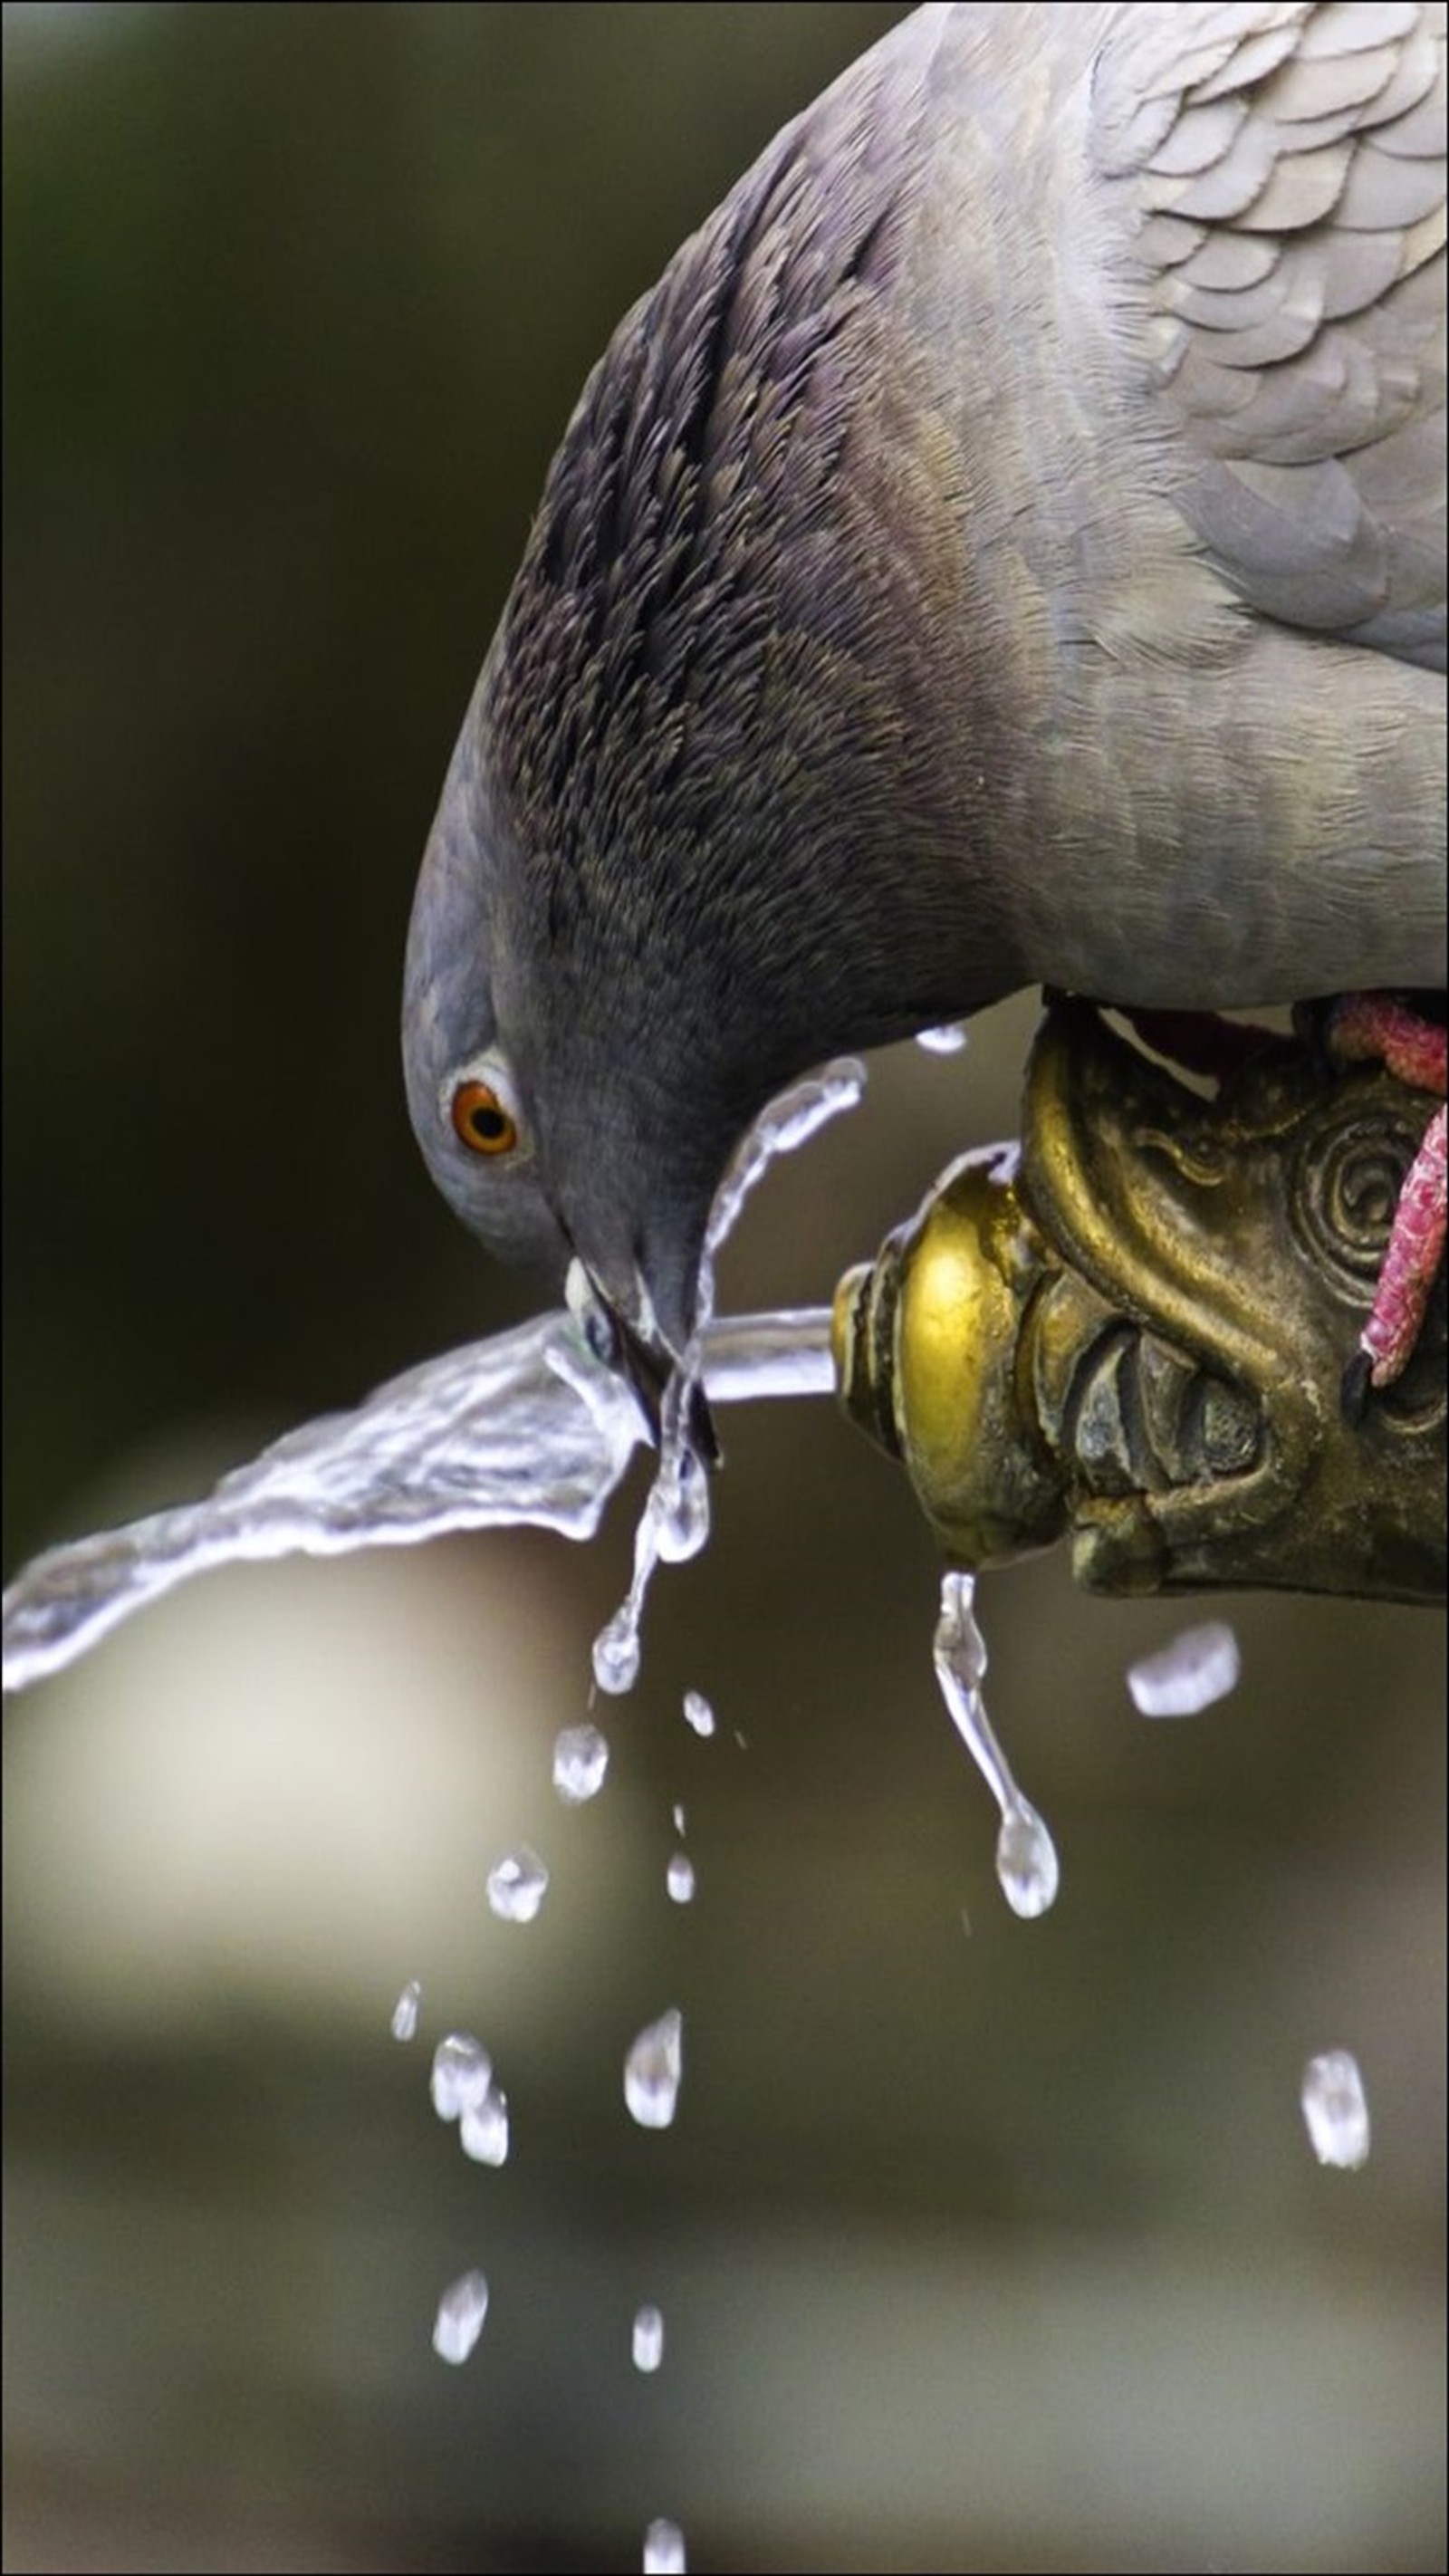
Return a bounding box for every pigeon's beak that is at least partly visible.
[565,1257,719,1463]
[612,1302,685,1443]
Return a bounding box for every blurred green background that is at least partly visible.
[4,6,1444,2571]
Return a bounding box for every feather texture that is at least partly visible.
[1095,0,1444,661]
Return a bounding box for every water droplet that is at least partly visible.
[460,2082,510,2167]
[650,1426,711,1565]
[431,2268,489,2365]
[625,2008,684,2130]
[682,1688,715,1738]
[595,1374,715,1697]
[487,1847,550,1923]
[553,1721,609,1803]
[430,2032,492,2122]
[593,1601,642,1697]
[1301,2050,1370,2169]
[935,1569,989,1688]
[671,1801,686,1838]
[932,1570,1060,1918]
[916,1020,970,1055]
[666,1852,696,1905]
[643,2519,686,2574]
[1128,1620,1241,1716]
[390,1978,421,2041]
[632,2302,665,2372]
[995,1800,1060,1919]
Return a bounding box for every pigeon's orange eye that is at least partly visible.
[451,1081,518,1157]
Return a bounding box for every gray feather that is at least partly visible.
[1099,0,1444,662]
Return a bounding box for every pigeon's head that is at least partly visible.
[403,121,978,1416]
[402,649,749,1415]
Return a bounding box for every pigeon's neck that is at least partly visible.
[489,82,1020,1091]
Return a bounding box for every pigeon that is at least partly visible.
[402,0,1445,1417]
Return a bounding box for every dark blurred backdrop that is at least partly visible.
[4,7,1444,2571]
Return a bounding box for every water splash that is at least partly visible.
[390,1979,421,2042]
[1301,2050,1370,2169]
[591,1355,720,1693]
[486,1848,550,1924]
[932,1572,1059,1919]
[2,1305,835,1697]
[1128,1621,1241,1717]
[1,1312,641,1696]
[631,2302,665,2373]
[591,1062,866,1697]
[552,1722,609,1804]
[460,2083,510,2167]
[643,2519,686,2574]
[666,1853,696,1906]
[430,2033,492,2122]
[431,2269,490,2365]
[916,1020,970,1055]
[682,1688,715,1738]
[625,2008,684,2130]
[698,1057,866,1312]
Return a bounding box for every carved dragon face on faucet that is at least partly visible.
[836,1001,1444,1605]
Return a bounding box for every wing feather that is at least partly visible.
[1093,0,1445,666]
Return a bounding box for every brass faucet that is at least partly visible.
[834,1000,1444,1604]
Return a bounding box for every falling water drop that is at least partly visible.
[625,2008,684,2130]
[594,1370,715,1693]
[650,1412,712,1565]
[632,2302,666,2372]
[1301,2050,1370,2168]
[430,2033,492,2122]
[932,1570,1060,1919]
[671,1802,686,1838]
[460,2082,511,2167]
[553,1721,609,1803]
[666,1852,696,1906]
[643,2519,686,2574]
[1128,1621,1241,1716]
[916,1020,970,1055]
[431,2269,490,2364]
[682,1688,715,1738]
[994,1802,1060,1919]
[390,1979,421,2042]
[487,1847,550,1923]
[593,1601,642,1696]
